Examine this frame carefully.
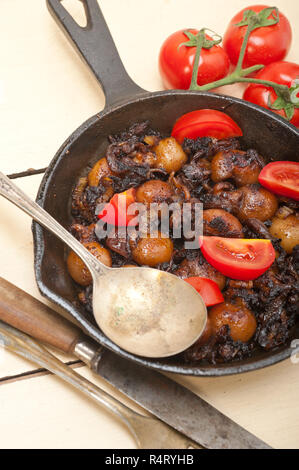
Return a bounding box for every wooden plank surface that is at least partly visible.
[0,0,298,449]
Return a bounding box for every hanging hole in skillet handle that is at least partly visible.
[61,0,87,27]
[46,0,148,107]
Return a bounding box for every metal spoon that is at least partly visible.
[0,172,207,357]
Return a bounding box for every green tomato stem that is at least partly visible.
[239,64,265,76]
[197,65,264,91]
[235,23,254,73]
[186,7,295,119]
[189,32,204,89]
[232,77,289,92]
[198,77,289,93]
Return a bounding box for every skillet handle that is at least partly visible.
[46,0,147,107]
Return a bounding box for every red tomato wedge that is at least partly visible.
[184,277,224,307]
[171,110,243,143]
[258,161,299,201]
[200,237,275,281]
[98,188,138,226]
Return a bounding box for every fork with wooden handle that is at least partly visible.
[0,319,199,449]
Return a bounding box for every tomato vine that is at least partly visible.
[185,7,299,121]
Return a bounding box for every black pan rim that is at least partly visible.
[33,88,299,376]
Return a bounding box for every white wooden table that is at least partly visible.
[0,0,298,449]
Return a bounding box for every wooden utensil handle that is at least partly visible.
[0,277,83,353]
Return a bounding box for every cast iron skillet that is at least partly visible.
[33,0,299,376]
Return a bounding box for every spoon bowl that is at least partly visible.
[0,171,207,358]
[92,266,207,357]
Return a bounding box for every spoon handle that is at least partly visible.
[0,172,108,277]
[0,320,141,445]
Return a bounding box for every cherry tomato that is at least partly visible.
[200,236,275,280]
[184,277,224,307]
[98,188,138,226]
[159,29,230,90]
[171,110,243,143]
[258,161,299,201]
[223,5,292,68]
[243,61,299,127]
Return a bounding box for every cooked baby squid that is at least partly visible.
[211,149,264,186]
[174,256,226,291]
[203,183,278,223]
[203,208,243,238]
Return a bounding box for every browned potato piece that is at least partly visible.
[237,185,278,222]
[131,232,173,267]
[136,180,174,205]
[270,214,299,254]
[154,137,187,173]
[211,150,263,186]
[67,241,112,286]
[209,300,257,342]
[88,157,114,186]
[203,209,243,238]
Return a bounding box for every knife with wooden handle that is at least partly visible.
[0,277,270,449]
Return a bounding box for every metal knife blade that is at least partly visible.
[90,348,271,449]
